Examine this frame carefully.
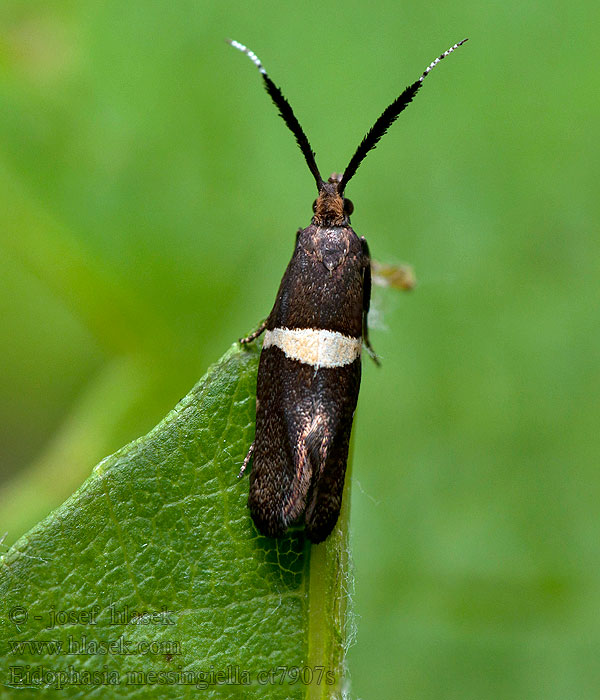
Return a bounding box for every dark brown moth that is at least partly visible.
[229,38,467,543]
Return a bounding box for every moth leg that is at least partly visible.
[360,236,381,367]
[239,320,267,345]
[238,441,254,478]
[371,260,416,291]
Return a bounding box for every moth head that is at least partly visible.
[312,174,354,226]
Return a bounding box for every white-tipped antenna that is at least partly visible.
[227,39,266,75]
[227,38,324,189]
[420,38,468,82]
[339,37,468,191]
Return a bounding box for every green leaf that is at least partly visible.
[0,342,352,699]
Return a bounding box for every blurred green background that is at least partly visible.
[1,1,598,698]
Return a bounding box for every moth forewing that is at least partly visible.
[247,220,366,543]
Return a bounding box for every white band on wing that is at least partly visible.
[263,328,362,368]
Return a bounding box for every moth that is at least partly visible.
[230,38,467,543]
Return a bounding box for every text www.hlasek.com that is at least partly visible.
[8,637,181,656]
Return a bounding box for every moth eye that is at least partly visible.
[344,198,354,215]
[312,200,317,213]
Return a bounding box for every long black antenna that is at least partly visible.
[339,39,468,194]
[228,39,324,191]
